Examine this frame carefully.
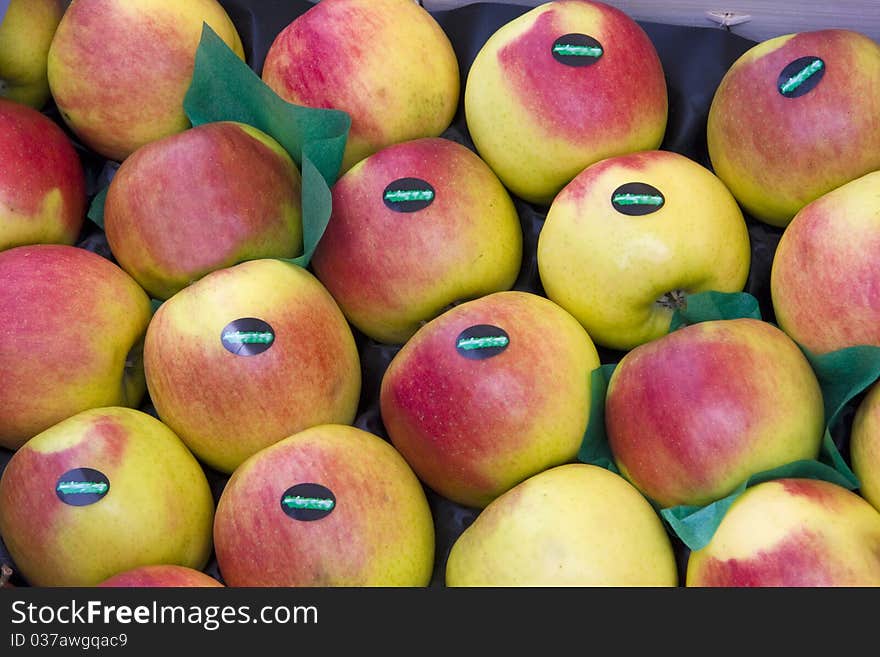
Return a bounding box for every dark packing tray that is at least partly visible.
[2,0,809,587]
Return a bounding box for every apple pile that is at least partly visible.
[2,0,880,589]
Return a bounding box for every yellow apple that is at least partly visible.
[0,407,216,587]
[538,150,751,351]
[464,0,668,205]
[0,0,64,109]
[47,0,244,162]
[687,478,880,586]
[707,29,880,227]
[262,0,460,173]
[445,463,679,586]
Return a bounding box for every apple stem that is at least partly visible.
[657,289,688,311]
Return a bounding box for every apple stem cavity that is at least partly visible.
[656,289,688,312]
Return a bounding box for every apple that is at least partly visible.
[770,170,880,355]
[850,381,880,513]
[98,565,223,587]
[213,424,435,587]
[464,0,668,205]
[686,478,880,586]
[104,121,303,300]
[0,0,64,108]
[261,0,460,173]
[707,29,880,227]
[0,245,152,450]
[144,259,361,474]
[380,290,600,509]
[537,150,751,351]
[445,463,678,586]
[311,137,523,345]
[46,0,245,162]
[0,98,86,251]
[0,407,215,587]
[606,318,826,509]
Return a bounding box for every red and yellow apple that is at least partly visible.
[0,245,152,450]
[686,478,880,586]
[47,0,245,162]
[0,407,216,587]
[707,29,880,227]
[445,463,678,586]
[311,137,523,345]
[213,424,435,587]
[464,0,668,205]
[105,121,303,300]
[771,170,880,355]
[0,98,85,251]
[606,318,826,508]
[851,382,880,513]
[261,0,460,173]
[380,291,600,509]
[538,150,751,351]
[0,0,65,108]
[98,565,223,587]
[144,259,361,474]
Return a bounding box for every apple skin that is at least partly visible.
[0,245,152,450]
[105,122,303,300]
[464,0,668,205]
[606,318,825,509]
[144,259,362,474]
[46,0,245,162]
[686,478,880,586]
[538,150,751,351]
[770,171,880,355]
[0,0,64,108]
[213,424,435,587]
[0,98,86,251]
[851,382,880,514]
[0,407,215,587]
[380,291,600,509]
[311,137,523,345]
[98,565,223,587]
[707,29,880,227]
[261,0,460,173]
[446,464,678,586]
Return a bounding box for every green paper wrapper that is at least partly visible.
[183,24,350,268]
[86,24,351,270]
[578,290,862,552]
[668,289,762,331]
[577,364,619,474]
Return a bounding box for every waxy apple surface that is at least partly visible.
[0,245,152,450]
[213,424,435,587]
[0,407,215,587]
[311,137,522,345]
[0,0,64,108]
[538,150,751,350]
[687,479,880,586]
[144,259,361,474]
[606,319,825,508]
[380,291,600,509]
[47,0,245,161]
[707,29,880,227]
[105,121,303,300]
[262,0,460,173]
[771,171,880,355]
[465,0,668,205]
[446,464,679,586]
[0,99,85,251]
